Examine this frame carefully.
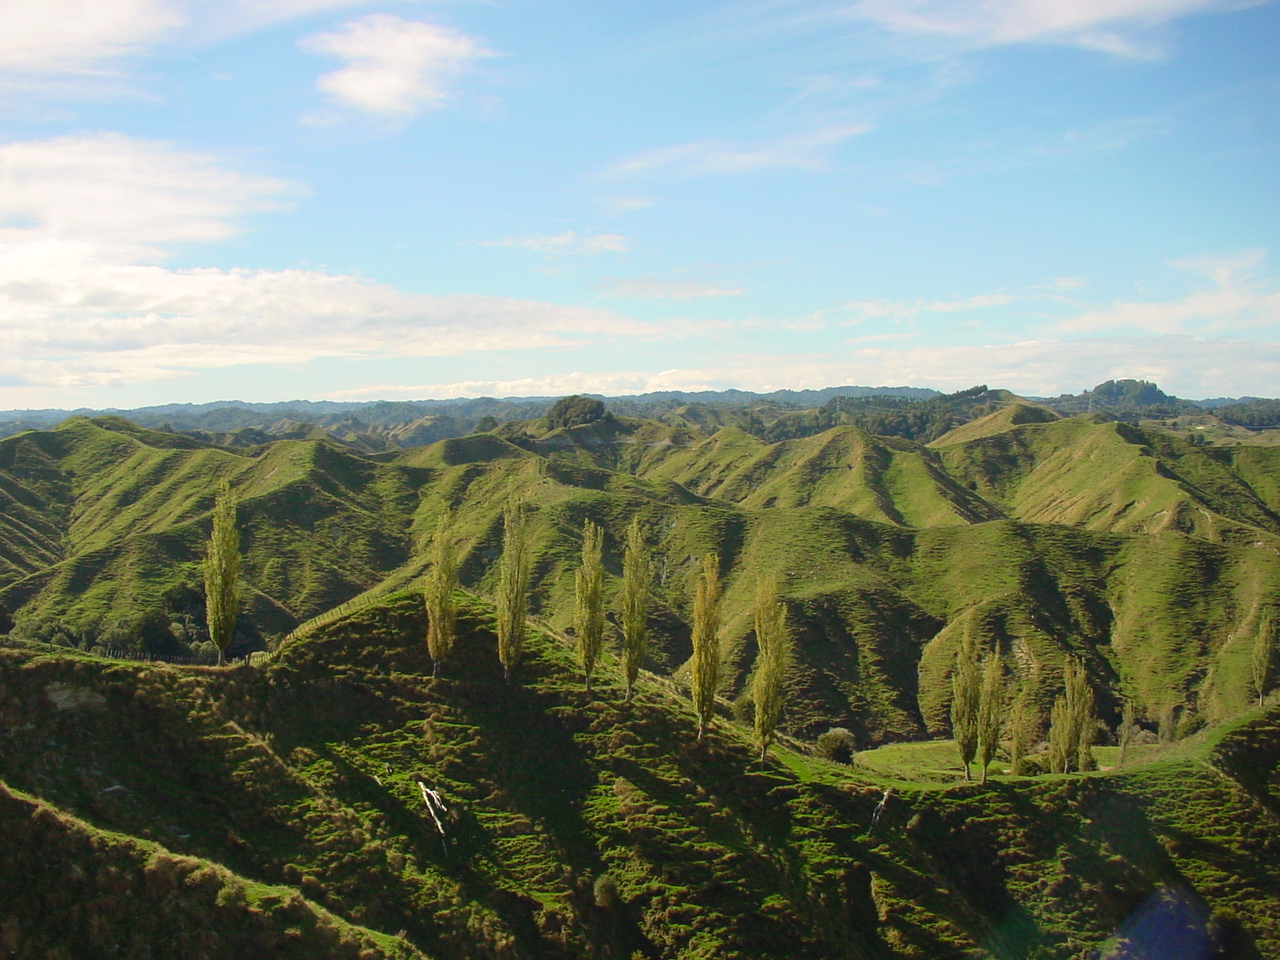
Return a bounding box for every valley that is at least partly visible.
[2,388,1279,958]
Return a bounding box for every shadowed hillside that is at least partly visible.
[5,405,1280,745]
[1,595,1277,958]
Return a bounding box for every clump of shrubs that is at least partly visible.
[814,727,857,764]
[593,873,620,909]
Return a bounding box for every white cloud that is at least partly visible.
[0,134,647,394]
[327,370,734,400]
[840,335,1280,397]
[479,232,633,255]
[0,0,373,80]
[843,291,1015,319]
[0,257,646,389]
[299,14,492,117]
[0,133,296,260]
[846,0,1267,55]
[1057,250,1280,335]
[602,123,871,180]
[321,334,1280,401]
[606,278,746,300]
[0,0,182,74]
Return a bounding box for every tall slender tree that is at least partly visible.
[976,654,1004,784]
[950,640,981,780]
[690,553,722,741]
[1071,660,1096,772]
[750,574,792,763]
[1117,699,1137,768]
[575,520,606,692]
[202,481,240,667]
[424,510,458,678]
[496,503,530,683]
[1007,686,1032,777]
[1047,658,1094,773]
[1251,617,1275,706]
[619,517,650,702]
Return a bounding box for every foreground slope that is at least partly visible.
[1,599,1277,959]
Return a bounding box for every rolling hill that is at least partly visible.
[3,392,1280,956]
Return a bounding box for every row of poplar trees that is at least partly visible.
[423,507,794,760]
[950,639,1097,781]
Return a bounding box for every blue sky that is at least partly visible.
[1,0,1278,408]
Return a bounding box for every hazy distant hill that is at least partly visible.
[0,385,940,439]
[3,390,1280,957]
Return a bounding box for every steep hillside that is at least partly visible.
[933,418,1280,544]
[5,410,1280,745]
[2,599,1277,959]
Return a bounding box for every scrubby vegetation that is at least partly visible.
[2,594,1277,958]
[3,388,1280,957]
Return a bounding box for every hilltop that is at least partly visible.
[3,387,1280,955]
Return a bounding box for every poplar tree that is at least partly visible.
[620,517,650,702]
[1117,699,1137,768]
[1071,660,1096,772]
[424,510,458,678]
[1252,618,1275,706]
[496,504,530,683]
[575,520,606,692]
[950,640,981,780]
[202,481,240,667]
[1047,658,1094,773]
[750,574,792,763]
[690,553,722,741]
[976,654,1004,784]
[1007,686,1032,776]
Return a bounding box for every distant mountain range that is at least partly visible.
[3,379,1275,450]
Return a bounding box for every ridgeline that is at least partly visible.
[1,385,1279,957]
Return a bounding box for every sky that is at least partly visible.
[1,0,1278,409]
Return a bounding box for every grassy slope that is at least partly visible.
[2,599,1277,959]
[0,780,424,960]
[933,417,1280,544]
[7,412,1280,743]
[0,418,428,643]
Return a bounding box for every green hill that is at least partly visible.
[2,596,1277,958]
[5,407,1280,746]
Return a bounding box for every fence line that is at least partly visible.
[94,647,272,669]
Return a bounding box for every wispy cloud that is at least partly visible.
[605,277,746,300]
[843,292,1016,320]
[322,333,1280,401]
[602,123,871,180]
[479,232,632,255]
[0,0,182,75]
[844,0,1265,56]
[841,334,1280,397]
[602,197,656,216]
[1057,250,1280,335]
[326,370,734,400]
[0,134,647,395]
[0,0,373,87]
[299,14,493,117]
[0,133,297,260]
